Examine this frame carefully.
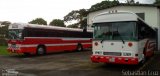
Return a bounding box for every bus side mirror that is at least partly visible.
[91,25,94,28]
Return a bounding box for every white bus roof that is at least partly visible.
[92,11,155,31]
[9,23,93,32]
[92,11,139,23]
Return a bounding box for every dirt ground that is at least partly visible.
[0,50,159,76]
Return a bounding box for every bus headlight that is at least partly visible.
[15,44,21,49]
[18,33,22,39]
[94,51,102,55]
[123,53,131,56]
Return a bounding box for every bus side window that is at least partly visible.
[138,22,143,40]
[138,20,147,40]
[137,19,155,40]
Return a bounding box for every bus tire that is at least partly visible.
[151,50,154,57]
[76,44,83,51]
[24,53,31,56]
[36,45,46,55]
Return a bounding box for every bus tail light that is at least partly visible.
[128,42,133,47]
[95,42,98,46]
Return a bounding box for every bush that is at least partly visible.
[0,38,7,46]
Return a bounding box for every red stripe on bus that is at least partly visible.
[91,55,138,65]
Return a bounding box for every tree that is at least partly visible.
[64,9,88,29]
[49,19,65,27]
[154,0,160,4]
[126,0,135,4]
[29,18,47,25]
[0,21,11,46]
[67,23,79,28]
[0,21,11,37]
[89,0,119,12]
[1,21,11,26]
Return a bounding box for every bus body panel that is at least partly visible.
[91,55,139,64]
[7,37,92,54]
[91,40,139,64]
[91,39,156,64]
[7,23,92,55]
[92,41,138,56]
[91,11,156,65]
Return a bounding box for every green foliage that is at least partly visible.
[1,21,11,26]
[154,0,160,4]
[0,21,10,35]
[0,46,9,55]
[64,9,88,29]
[0,21,11,46]
[29,18,47,25]
[0,38,7,46]
[64,9,88,22]
[67,23,79,28]
[89,0,119,12]
[49,19,65,27]
[64,10,79,22]
[126,0,135,4]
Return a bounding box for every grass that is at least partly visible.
[0,46,9,55]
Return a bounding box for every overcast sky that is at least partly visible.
[0,0,155,24]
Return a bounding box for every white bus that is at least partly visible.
[90,11,156,65]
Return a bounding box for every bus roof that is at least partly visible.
[92,11,139,23]
[92,11,156,31]
[9,23,93,32]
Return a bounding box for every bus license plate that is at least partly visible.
[109,57,115,62]
[11,44,16,48]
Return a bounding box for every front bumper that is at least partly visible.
[7,48,23,54]
[91,55,139,65]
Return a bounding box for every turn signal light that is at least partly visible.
[128,42,133,47]
[95,42,98,46]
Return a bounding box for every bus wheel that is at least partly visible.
[37,46,46,55]
[24,53,31,56]
[76,44,83,51]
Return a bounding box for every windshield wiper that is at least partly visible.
[101,37,105,43]
[100,32,112,43]
[116,30,125,44]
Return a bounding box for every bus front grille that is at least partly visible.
[103,52,121,56]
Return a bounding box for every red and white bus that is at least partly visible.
[7,23,92,55]
[90,11,156,65]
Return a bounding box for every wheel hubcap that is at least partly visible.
[38,47,44,54]
[78,46,81,51]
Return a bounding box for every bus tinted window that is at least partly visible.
[94,22,137,41]
[138,19,156,40]
[23,27,92,38]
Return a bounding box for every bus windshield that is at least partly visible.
[93,22,137,41]
[8,29,23,39]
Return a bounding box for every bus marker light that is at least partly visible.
[100,57,104,58]
[118,58,122,60]
[95,42,98,46]
[128,42,133,47]
[95,56,98,58]
[125,58,128,60]
[131,58,135,61]
[106,57,109,59]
